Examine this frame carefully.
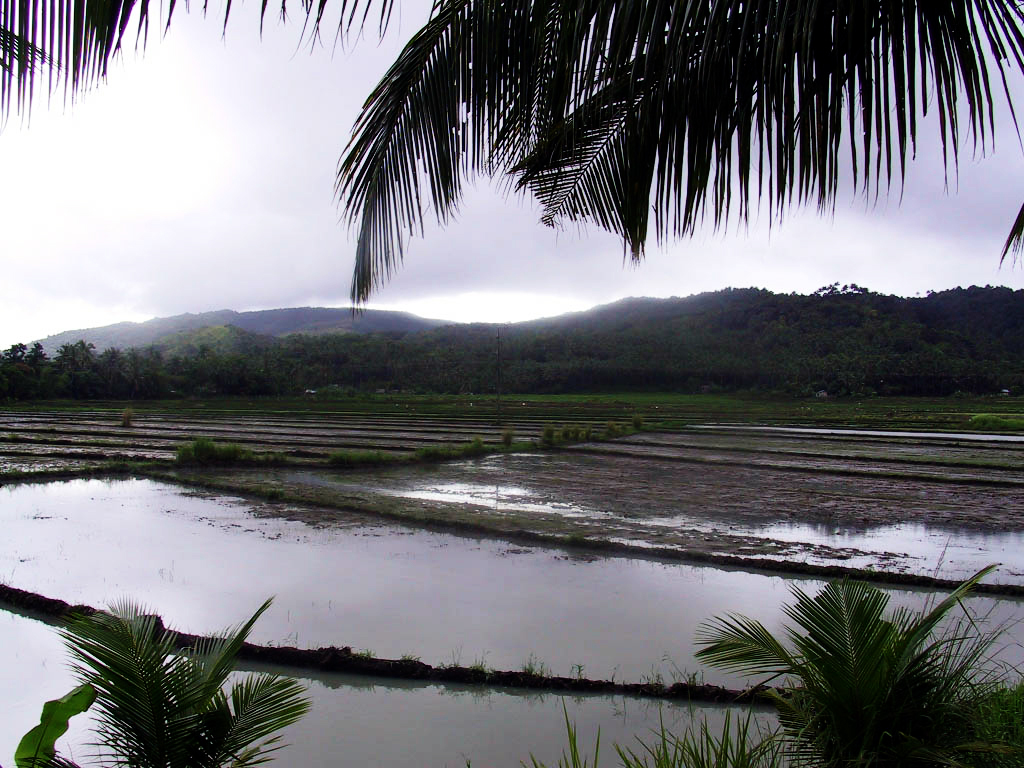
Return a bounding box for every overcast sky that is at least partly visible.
[2,1,1024,349]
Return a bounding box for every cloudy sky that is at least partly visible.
[2,1,1024,349]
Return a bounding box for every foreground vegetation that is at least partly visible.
[19,568,1021,768]
[16,600,309,768]
[535,566,1024,768]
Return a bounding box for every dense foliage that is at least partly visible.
[4,286,1024,401]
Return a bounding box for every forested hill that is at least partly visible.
[5,286,1024,400]
[35,307,447,354]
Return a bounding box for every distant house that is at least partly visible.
[815,390,829,399]
[303,389,317,396]
[1000,389,1011,396]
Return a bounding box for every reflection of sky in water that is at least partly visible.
[1,610,758,768]
[755,522,1024,580]
[8,478,1023,690]
[637,513,1024,581]
[380,481,595,517]
[692,425,1024,443]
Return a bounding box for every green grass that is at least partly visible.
[528,709,779,768]
[973,679,1024,761]
[327,449,396,467]
[969,414,1024,432]
[414,438,489,462]
[175,438,286,466]
[520,653,551,677]
[8,392,1023,433]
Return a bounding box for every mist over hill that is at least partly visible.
[35,307,449,355]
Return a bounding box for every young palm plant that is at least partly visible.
[55,598,309,768]
[695,565,1008,768]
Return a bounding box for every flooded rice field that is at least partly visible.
[3,406,1024,765]
[2,609,757,768]
[0,409,554,462]
[2,478,1021,692]
[240,441,1024,581]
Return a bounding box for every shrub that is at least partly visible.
[632,413,644,430]
[970,414,1024,431]
[328,449,392,466]
[541,424,557,446]
[414,438,488,462]
[120,407,134,427]
[176,438,256,465]
[501,426,515,446]
[696,565,1006,768]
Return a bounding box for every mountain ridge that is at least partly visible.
[36,307,451,354]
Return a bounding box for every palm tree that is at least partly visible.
[51,598,310,768]
[694,565,1011,767]
[4,2,1024,298]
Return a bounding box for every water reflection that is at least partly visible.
[0,609,770,768]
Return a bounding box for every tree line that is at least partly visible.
[3,286,1023,401]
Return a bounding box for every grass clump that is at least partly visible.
[973,680,1024,760]
[328,449,393,467]
[603,421,626,439]
[541,424,557,446]
[176,437,285,466]
[501,426,515,446]
[969,414,1024,431]
[528,709,778,768]
[120,407,134,427]
[632,413,644,430]
[521,653,551,678]
[415,437,488,462]
[615,712,779,768]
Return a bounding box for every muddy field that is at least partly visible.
[1,407,1022,581]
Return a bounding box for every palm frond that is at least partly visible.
[186,597,273,703]
[210,674,311,767]
[1001,200,1024,259]
[694,612,797,681]
[340,0,1024,300]
[695,564,1006,768]
[60,598,309,768]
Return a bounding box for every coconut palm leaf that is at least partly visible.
[0,0,385,120]
[339,0,1024,301]
[60,599,309,768]
[5,0,1024,293]
[695,566,1005,768]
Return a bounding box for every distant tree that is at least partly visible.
[25,342,48,370]
[55,340,100,398]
